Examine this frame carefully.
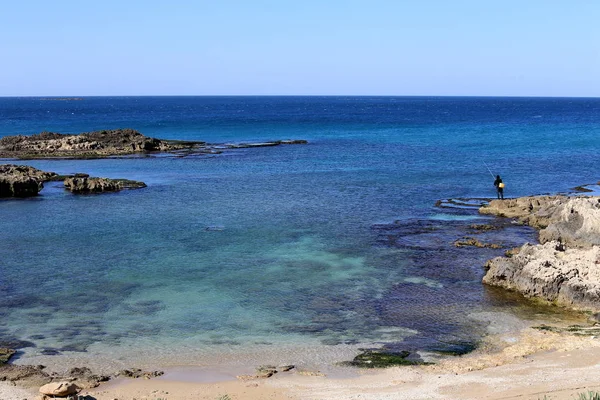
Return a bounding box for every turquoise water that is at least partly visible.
[1,97,599,369]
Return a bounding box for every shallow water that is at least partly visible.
[1,97,599,370]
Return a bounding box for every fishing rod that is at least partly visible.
[483,161,495,178]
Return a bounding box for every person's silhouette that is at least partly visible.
[493,175,504,200]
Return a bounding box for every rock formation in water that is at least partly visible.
[0,164,146,197]
[480,196,600,312]
[0,164,57,197]
[0,129,308,159]
[0,128,190,158]
[63,176,146,193]
[0,348,16,364]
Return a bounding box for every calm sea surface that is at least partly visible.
[1,96,599,371]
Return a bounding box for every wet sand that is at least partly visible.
[4,324,600,400]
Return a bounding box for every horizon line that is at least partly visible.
[1,94,599,99]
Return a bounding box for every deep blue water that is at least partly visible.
[1,96,599,368]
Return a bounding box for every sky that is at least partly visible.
[0,0,598,96]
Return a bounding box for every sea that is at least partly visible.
[1,96,599,374]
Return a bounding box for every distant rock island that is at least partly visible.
[0,128,307,159]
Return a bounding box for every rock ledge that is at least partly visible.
[480,195,600,312]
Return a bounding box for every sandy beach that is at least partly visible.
[77,330,600,400]
[4,323,600,400]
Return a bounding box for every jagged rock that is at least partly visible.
[481,195,600,312]
[39,381,79,396]
[255,365,278,378]
[63,176,146,193]
[483,242,600,311]
[0,164,57,197]
[479,196,562,229]
[0,348,16,364]
[66,367,110,389]
[115,368,164,379]
[480,196,600,249]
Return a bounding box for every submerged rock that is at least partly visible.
[0,164,57,197]
[481,195,600,312]
[63,176,146,193]
[454,236,502,249]
[226,139,308,148]
[338,349,430,368]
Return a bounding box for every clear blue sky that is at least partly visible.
[1,0,598,96]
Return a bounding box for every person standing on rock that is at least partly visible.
[494,175,504,200]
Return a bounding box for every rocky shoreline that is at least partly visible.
[0,128,307,159]
[480,195,600,313]
[0,347,164,399]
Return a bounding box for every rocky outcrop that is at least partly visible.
[480,195,600,312]
[0,129,308,159]
[0,348,16,364]
[481,196,600,249]
[0,164,146,196]
[0,129,189,158]
[479,196,564,230]
[0,164,57,197]
[483,242,600,311]
[63,176,146,193]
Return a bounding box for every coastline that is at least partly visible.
[5,275,598,399]
[3,129,600,398]
[71,323,600,399]
[5,323,600,400]
[6,186,600,398]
